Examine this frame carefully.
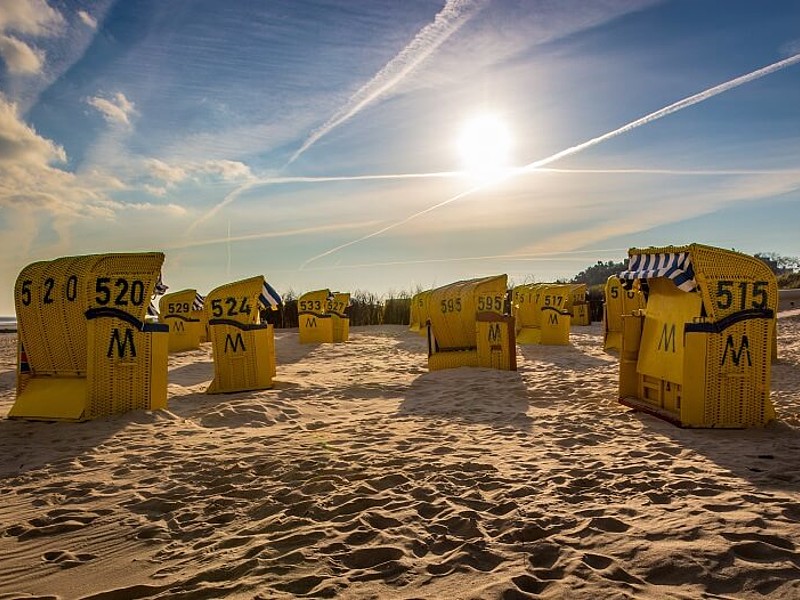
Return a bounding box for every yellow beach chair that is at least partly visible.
[205,276,279,394]
[427,275,516,371]
[159,288,204,352]
[618,243,777,428]
[10,252,168,421]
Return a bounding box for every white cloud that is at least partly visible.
[0,94,65,164]
[77,10,97,29]
[87,92,136,127]
[0,0,64,36]
[0,94,186,221]
[0,34,44,73]
[145,158,187,185]
[0,0,63,75]
[199,159,252,181]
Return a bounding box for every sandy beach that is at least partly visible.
[1,315,800,599]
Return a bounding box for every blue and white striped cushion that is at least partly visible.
[619,251,697,291]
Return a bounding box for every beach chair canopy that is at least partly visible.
[619,251,696,292]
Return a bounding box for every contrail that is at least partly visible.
[186,163,792,235]
[287,0,486,166]
[302,52,800,268]
[187,178,258,235]
[188,0,483,235]
[300,248,629,271]
[169,220,381,250]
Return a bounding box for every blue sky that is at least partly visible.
[1,0,798,313]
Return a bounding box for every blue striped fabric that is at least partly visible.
[192,293,205,311]
[259,280,282,309]
[147,275,169,318]
[619,251,697,291]
[154,276,169,296]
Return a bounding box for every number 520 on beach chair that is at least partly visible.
[10,252,169,421]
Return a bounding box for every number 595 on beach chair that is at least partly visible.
[10,252,169,421]
[427,275,516,371]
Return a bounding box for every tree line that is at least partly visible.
[266,251,798,328]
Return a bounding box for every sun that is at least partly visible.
[456,114,513,180]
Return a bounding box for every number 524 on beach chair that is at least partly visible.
[10,252,169,421]
[205,276,280,394]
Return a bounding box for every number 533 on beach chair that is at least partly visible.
[10,252,169,421]
[298,289,334,344]
[205,276,280,394]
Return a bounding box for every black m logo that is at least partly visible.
[224,332,246,353]
[721,334,751,367]
[107,327,136,358]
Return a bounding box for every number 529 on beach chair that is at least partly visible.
[159,288,204,352]
[205,276,280,394]
[10,252,169,421]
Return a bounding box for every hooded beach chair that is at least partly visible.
[603,275,647,351]
[427,275,516,371]
[617,243,777,428]
[205,276,279,394]
[298,289,334,343]
[159,288,205,352]
[511,283,571,345]
[10,252,169,421]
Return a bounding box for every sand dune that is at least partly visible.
[1,317,800,599]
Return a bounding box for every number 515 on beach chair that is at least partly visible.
[205,276,280,394]
[617,243,777,428]
[10,252,169,421]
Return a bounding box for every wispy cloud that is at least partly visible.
[87,92,136,127]
[0,0,63,76]
[0,0,63,36]
[0,34,44,74]
[141,158,252,197]
[287,0,487,165]
[77,10,97,29]
[300,52,800,268]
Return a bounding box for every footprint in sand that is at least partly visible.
[42,549,97,568]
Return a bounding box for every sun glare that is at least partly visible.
[456,114,513,180]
